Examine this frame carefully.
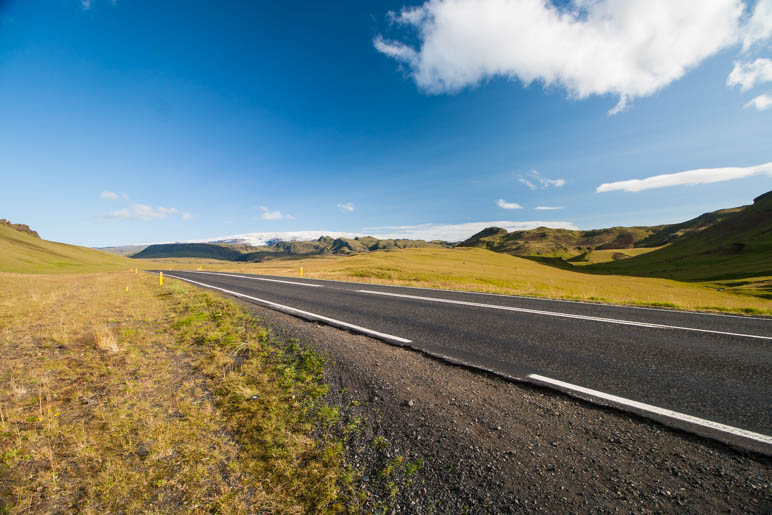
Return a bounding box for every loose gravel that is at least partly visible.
[243,301,771,513]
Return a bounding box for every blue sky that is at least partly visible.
[0,0,770,246]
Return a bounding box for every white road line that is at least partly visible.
[356,290,772,340]
[190,270,323,288]
[163,274,412,345]
[527,374,772,447]
[188,271,772,320]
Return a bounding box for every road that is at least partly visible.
[155,270,772,453]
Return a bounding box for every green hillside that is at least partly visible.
[635,206,747,247]
[459,225,661,258]
[0,222,135,273]
[458,202,752,264]
[588,191,772,281]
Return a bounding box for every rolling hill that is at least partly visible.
[132,242,247,261]
[0,221,135,273]
[458,225,662,258]
[457,201,754,265]
[131,236,451,262]
[588,191,772,281]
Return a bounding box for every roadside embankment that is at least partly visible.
[246,298,772,513]
[0,272,356,512]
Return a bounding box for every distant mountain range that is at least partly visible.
[100,191,772,282]
[3,190,770,283]
[132,236,452,262]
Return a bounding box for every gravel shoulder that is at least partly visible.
[241,300,771,513]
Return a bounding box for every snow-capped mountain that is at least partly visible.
[183,230,366,246]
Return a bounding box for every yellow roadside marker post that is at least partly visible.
[300,267,303,278]
[125,286,129,293]
[160,271,163,286]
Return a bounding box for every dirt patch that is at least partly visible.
[243,301,772,513]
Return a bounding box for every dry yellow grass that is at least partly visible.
[139,248,772,315]
[0,271,351,513]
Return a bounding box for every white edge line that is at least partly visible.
[190,270,323,288]
[161,273,412,345]
[153,272,771,454]
[356,290,772,340]
[527,374,772,447]
[195,271,771,321]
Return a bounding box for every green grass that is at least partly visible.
[567,246,663,265]
[0,224,136,273]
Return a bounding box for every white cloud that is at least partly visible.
[518,170,565,190]
[101,204,178,221]
[182,212,194,221]
[727,58,772,91]
[534,206,563,211]
[259,206,295,220]
[375,0,759,113]
[744,93,772,110]
[597,161,772,193]
[101,191,120,199]
[337,202,356,213]
[188,231,365,246]
[374,36,418,62]
[363,220,578,242]
[496,199,522,209]
[742,0,772,51]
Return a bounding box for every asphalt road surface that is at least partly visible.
[155,270,772,453]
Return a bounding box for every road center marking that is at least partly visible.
[356,290,772,340]
[163,274,412,344]
[191,271,323,288]
[527,374,772,447]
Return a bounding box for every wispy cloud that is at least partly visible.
[741,0,772,51]
[80,0,119,10]
[374,0,763,114]
[518,170,565,190]
[597,161,772,193]
[727,58,772,91]
[744,93,772,111]
[364,220,578,242]
[496,199,522,210]
[101,191,127,200]
[101,204,178,221]
[181,212,194,221]
[337,202,356,213]
[259,206,295,220]
[534,206,563,211]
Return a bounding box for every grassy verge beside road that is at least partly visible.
[139,248,772,315]
[0,271,352,512]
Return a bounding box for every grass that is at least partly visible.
[0,271,356,512]
[0,224,137,274]
[567,246,663,265]
[136,248,772,315]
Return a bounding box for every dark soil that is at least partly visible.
[243,302,772,513]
